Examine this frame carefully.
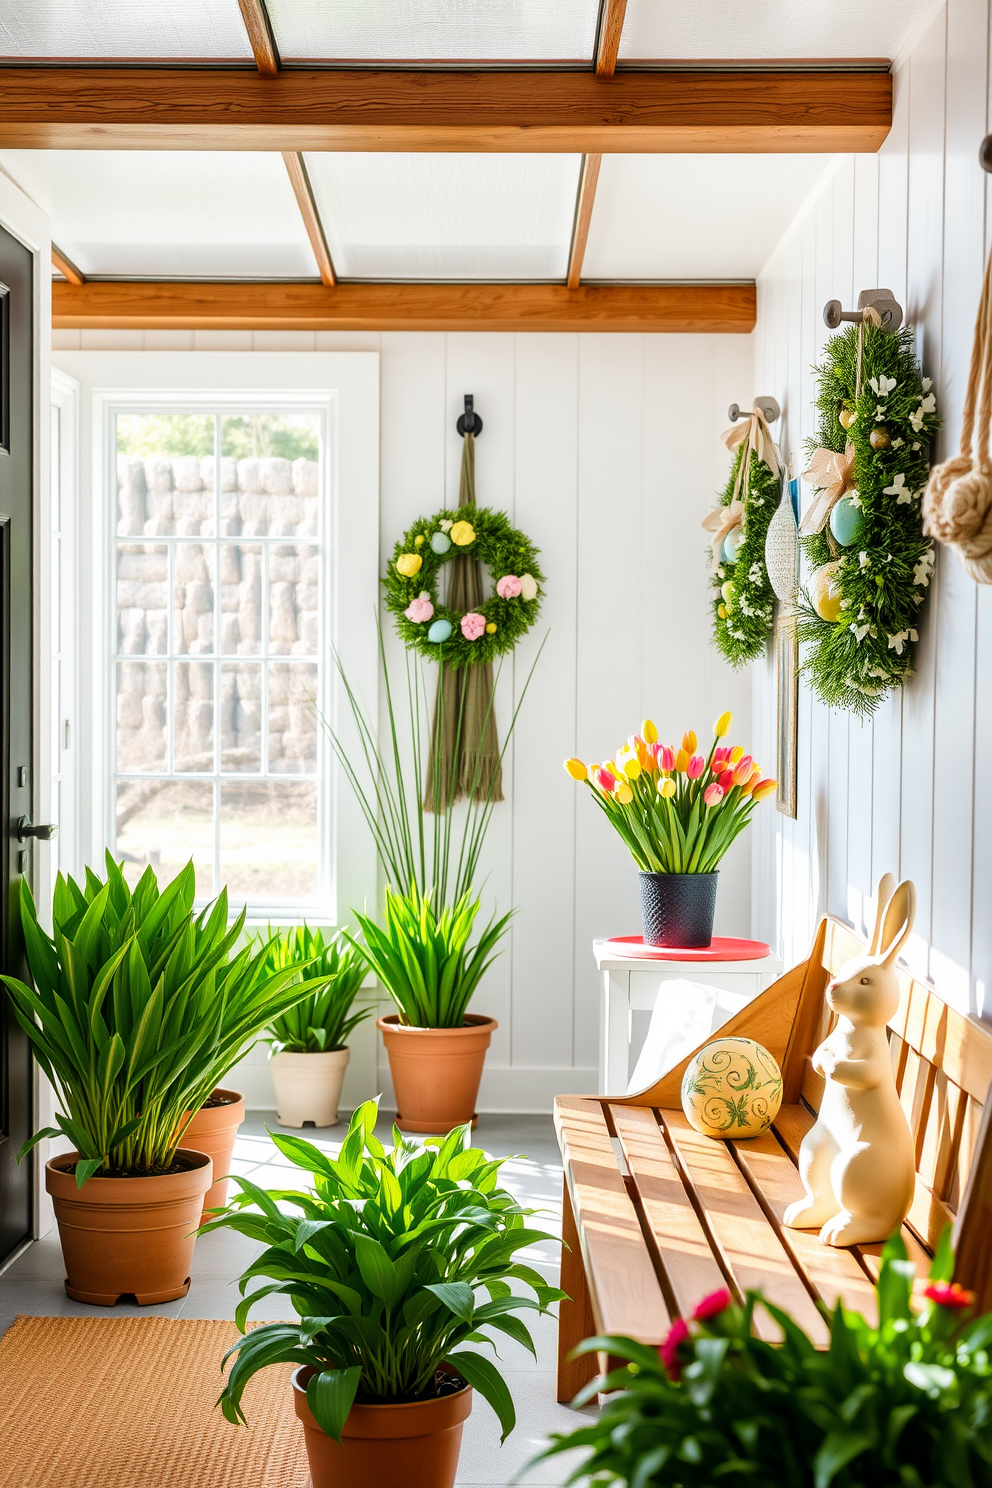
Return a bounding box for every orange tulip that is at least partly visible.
[751,778,777,802]
[674,748,690,773]
[682,730,697,754]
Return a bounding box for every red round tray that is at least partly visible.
[602,935,772,962]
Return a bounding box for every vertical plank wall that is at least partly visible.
[752,0,992,1018]
[53,326,754,1107]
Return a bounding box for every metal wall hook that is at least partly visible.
[823,287,903,333]
[728,396,780,424]
[456,393,483,437]
[980,135,992,171]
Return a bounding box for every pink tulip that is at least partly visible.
[496,574,522,599]
[713,747,729,768]
[735,754,753,777]
[660,746,675,771]
[595,767,617,793]
[718,769,734,790]
[703,783,724,807]
[687,755,705,779]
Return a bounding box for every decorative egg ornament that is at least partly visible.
[838,407,856,430]
[720,580,736,604]
[722,528,741,563]
[829,495,863,548]
[810,560,844,622]
[680,1036,783,1139]
[430,531,452,555]
[427,618,453,644]
[869,426,891,451]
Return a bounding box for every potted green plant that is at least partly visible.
[537,1231,992,1487]
[259,924,370,1128]
[1,855,330,1304]
[564,711,777,948]
[325,630,540,1130]
[206,1099,562,1488]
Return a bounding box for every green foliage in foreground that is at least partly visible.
[260,924,370,1053]
[1,856,330,1184]
[349,886,511,1028]
[207,1099,562,1443]
[537,1232,992,1488]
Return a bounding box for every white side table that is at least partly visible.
[594,937,784,1095]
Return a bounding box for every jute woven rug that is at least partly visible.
[0,1315,310,1487]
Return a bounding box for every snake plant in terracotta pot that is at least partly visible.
[207,1098,562,1488]
[1,855,330,1304]
[259,923,370,1128]
[324,629,540,1131]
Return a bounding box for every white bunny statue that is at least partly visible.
[783,875,917,1247]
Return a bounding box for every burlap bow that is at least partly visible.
[702,498,745,571]
[720,407,781,477]
[799,444,857,534]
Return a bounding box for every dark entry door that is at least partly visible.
[0,222,33,1266]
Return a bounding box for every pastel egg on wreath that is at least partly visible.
[810,560,844,623]
[718,603,728,619]
[427,618,453,644]
[680,1036,783,1139]
[430,531,452,555]
[720,580,736,604]
[414,534,425,547]
[519,573,539,602]
[839,406,856,430]
[829,494,863,547]
[722,527,742,563]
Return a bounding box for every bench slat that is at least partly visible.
[731,1131,878,1323]
[660,1109,829,1345]
[609,1105,729,1321]
[773,1104,932,1281]
[554,1096,670,1343]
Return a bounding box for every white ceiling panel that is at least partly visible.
[0,0,253,59]
[581,155,832,281]
[620,0,930,61]
[305,153,582,280]
[267,0,599,61]
[0,152,316,279]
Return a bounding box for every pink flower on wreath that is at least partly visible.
[404,594,434,624]
[496,574,522,599]
[693,1288,732,1322]
[658,1317,690,1380]
[460,611,486,641]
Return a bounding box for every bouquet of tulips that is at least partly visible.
[564,711,776,874]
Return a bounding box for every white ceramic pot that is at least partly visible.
[270,1047,351,1128]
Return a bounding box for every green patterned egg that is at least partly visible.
[680,1036,783,1139]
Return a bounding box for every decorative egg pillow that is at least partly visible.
[680,1036,783,1139]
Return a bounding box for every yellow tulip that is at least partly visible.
[564,758,587,781]
[682,731,697,754]
[396,552,423,578]
[729,745,744,764]
[450,520,476,546]
[751,778,777,803]
[622,757,641,781]
[674,748,690,773]
[642,718,658,745]
[657,776,676,799]
[615,782,634,805]
[714,710,732,738]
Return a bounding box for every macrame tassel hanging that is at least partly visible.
[923,243,992,580]
[424,432,504,812]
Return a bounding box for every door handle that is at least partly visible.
[17,817,58,842]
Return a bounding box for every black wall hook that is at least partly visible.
[980,135,992,171]
[457,394,483,437]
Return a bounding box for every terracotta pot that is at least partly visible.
[181,1087,246,1215]
[377,1014,496,1133]
[292,1366,472,1488]
[270,1047,350,1128]
[45,1148,212,1306]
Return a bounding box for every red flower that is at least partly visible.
[692,1288,732,1322]
[658,1316,690,1379]
[924,1280,975,1311]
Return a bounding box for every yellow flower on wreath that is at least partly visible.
[450,520,476,546]
[396,552,423,577]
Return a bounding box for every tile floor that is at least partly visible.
[0,1112,591,1487]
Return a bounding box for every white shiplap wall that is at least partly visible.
[53,326,754,1108]
[752,0,992,1019]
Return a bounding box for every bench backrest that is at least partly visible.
[616,913,992,1308]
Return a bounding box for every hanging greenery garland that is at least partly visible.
[796,321,939,718]
[703,412,780,666]
[386,505,544,667]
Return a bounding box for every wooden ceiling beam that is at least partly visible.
[281,152,335,286]
[567,155,602,290]
[595,0,629,76]
[236,0,279,76]
[0,68,891,153]
[51,244,85,285]
[52,280,756,334]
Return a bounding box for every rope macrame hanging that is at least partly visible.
[424,432,504,811]
[923,244,992,581]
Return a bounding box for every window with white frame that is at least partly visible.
[111,404,329,912]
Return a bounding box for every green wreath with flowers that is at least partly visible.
[709,448,779,667]
[797,322,939,718]
[386,506,545,667]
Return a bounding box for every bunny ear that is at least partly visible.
[880,880,916,966]
[870,872,896,954]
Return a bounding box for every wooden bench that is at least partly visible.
[554,913,992,1401]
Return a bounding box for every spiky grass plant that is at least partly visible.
[2,855,331,1184]
[260,924,369,1054]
